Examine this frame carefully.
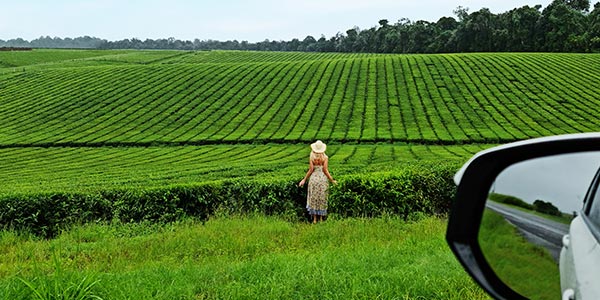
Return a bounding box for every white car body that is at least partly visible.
[560,204,600,299]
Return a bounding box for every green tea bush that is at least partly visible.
[0,193,111,237]
[218,180,306,218]
[0,164,457,238]
[329,164,457,218]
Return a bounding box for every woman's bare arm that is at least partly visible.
[299,160,314,186]
[323,158,337,184]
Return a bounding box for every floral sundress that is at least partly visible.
[307,165,328,215]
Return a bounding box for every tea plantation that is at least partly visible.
[0,49,599,234]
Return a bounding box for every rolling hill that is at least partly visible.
[0,49,598,193]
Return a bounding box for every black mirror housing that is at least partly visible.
[446,133,600,300]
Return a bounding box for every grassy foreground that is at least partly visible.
[0,215,486,299]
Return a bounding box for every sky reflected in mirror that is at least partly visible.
[492,152,600,213]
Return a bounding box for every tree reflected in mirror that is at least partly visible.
[477,152,600,300]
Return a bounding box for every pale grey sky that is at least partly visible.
[1,0,553,42]
[494,152,600,214]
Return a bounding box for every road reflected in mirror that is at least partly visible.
[478,151,600,300]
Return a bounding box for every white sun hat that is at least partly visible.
[310,140,327,153]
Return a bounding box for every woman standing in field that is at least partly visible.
[299,140,337,223]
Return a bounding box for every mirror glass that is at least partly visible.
[477,151,600,300]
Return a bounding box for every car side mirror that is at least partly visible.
[446,133,600,300]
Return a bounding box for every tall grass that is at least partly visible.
[0,215,487,299]
[1,247,104,300]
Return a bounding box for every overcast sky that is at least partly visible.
[494,152,600,214]
[1,0,553,42]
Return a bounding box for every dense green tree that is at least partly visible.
[457,8,497,51]
[588,2,600,51]
[428,17,459,53]
[497,5,542,51]
[437,16,459,31]
[356,27,377,52]
[390,18,411,53]
[338,28,356,52]
[287,38,301,51]
[538,0,588,51]
[376,19,396,53]
[533,200,562,216]
[406,20,438,53]
[564,0,591,11]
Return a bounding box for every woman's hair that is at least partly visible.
[310,151,327,165]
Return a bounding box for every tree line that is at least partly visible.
[0,36,105,49]
[2,0,599,53]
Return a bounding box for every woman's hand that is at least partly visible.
[332,180,338,185]
[299,179,306,187]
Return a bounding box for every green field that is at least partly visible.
[0,49,598,299]
[1,50,599,147]
[0,49,599,195]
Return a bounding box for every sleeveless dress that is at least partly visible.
[307,165,328,215]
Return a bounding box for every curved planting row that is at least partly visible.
[164,50,379,64]
[0,51,598,147]
[0,144,483,196]
[85,50,187,64]
[0,49,128,68]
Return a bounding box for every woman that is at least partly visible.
[299,140,337,223]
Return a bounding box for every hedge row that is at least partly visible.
[0,164,457,238]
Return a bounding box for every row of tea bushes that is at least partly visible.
[0,163,457,238]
